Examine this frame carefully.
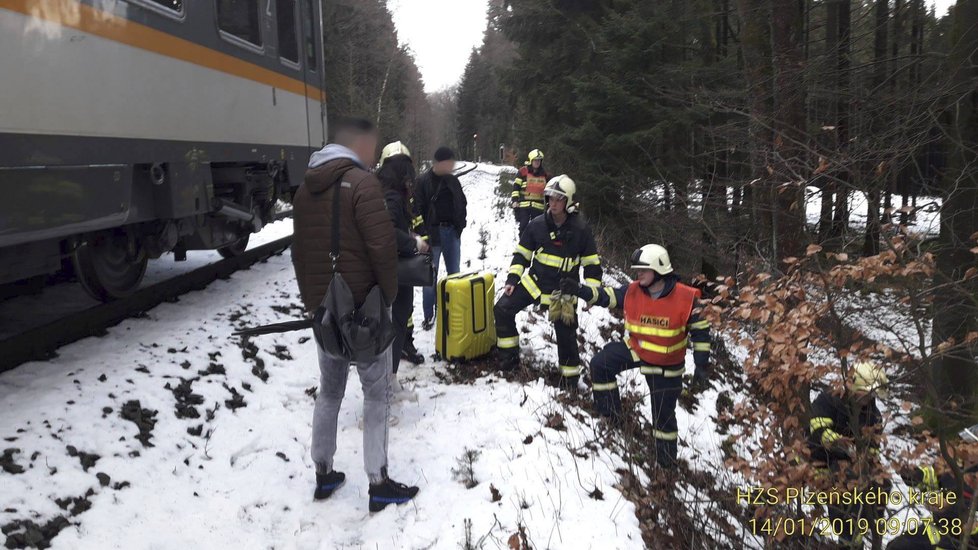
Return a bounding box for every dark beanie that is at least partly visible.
[433,146,455,162]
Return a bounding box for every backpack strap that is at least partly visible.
[330,182,342,270]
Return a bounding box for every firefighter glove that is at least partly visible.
[548,291,578,327]
[559,278,581,297]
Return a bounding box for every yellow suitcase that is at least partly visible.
[436,272,496,361]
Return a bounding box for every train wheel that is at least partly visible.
[217,234,250,259]
[72,232,148,301]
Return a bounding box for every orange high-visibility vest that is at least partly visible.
[624,281,700,366]
[524,175,547,202]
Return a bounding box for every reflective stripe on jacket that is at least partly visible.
[505,211,601,301]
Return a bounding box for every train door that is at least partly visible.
[301,0,325,148]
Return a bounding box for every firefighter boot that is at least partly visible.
[494,348,519,372]
[654,438,678,469]
[558,374,580,394]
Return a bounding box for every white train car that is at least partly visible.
[0,0,326,299]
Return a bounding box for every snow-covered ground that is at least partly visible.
[3,165,743,549]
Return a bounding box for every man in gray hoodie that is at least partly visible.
[292,117,419,512]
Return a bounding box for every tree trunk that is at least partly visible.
[931,0,978,426]
[863,0,889,256]
[909,0,924,87]
[736,0,774,254]
[891,0,903,92]
[771,0,808,260]
[829,0,852,242]
[819,0,839,243]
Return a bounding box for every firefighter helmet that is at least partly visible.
[379,141,411,165]
[528,149,544,162]
[630,244,673,274]
[544,175,578,213]
[851,361,889,399]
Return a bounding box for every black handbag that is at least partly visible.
[314,182,394,361]
[398,253,434,287]
[234,183,395,360]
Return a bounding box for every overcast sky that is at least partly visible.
[932,0,955,15]
[388,0,490,93]
[389,0,957,95]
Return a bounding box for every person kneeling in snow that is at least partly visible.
[560,244,711,469]
[493,175,602,392]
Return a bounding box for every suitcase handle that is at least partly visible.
[445,271,479,282]
[471,278,486,334]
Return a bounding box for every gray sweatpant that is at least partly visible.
[311,345,392,484]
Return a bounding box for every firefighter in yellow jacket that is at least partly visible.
[495,175,602,391]
[561,244,710,468]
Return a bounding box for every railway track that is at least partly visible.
[0,234,293,373]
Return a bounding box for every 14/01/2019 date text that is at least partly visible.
[749,516,963,538]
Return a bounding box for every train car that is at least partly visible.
[0,0,326,300]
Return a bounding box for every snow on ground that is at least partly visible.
[3,165,711,549]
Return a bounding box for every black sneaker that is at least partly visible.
[421,317,434,331]
[313,470,345,501]
[368,471,419,512]
[401,343,424,365]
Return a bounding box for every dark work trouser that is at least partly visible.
[589,341,683,468]
[814,461,883,548]
[390,284,413,375]
[493,282,581,381]
[516,206,544,238]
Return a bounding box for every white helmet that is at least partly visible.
[851,361,889,399]
[528,149,545,162]
[630,244,673,275]
[544,175,578,213]
[379,141,411,165]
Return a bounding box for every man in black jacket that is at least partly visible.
[493,175,602,392]
[414,147,467,330]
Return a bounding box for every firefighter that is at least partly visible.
[511,149,550,237]
[560,244,711,469]
[808,361,887,547]
[889,462,978,549]
[494,175,602,391]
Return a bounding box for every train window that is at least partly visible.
[303,0,317,71]
[216,0,262,47]
[276,0,299,65]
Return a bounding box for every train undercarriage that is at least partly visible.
[0,159,294,302]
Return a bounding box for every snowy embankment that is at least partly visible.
[2,164,744,549]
